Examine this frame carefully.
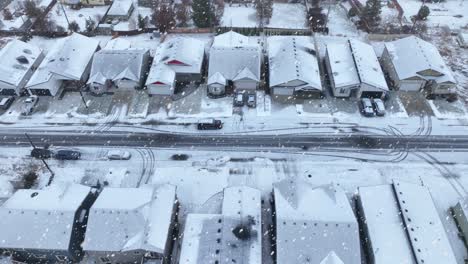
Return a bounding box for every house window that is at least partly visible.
[56,255,67,262]
[339,88,346,94]
[100,257,111,263]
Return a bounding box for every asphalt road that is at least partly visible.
[0,130,467,151]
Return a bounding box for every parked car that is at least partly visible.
[359,98,375,117]
[31,148,52,159]
[107,150,131,160]
[21,95,38,115]
[234,93,244,107]
[247,94,256,108]
[0,96,15,110]
[197,119,223,130]
[372,98,386,116]
[55,149,81,160]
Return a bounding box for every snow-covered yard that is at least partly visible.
[48,3,109,31]
[267,3,307,29]
[399,0,468,29]
[221,3,258,28]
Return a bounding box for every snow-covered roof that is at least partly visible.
[325,42,360,89]
[349,39,388,91]
[104,38,132,50]
[0,40,43,88]
[83,184,177,253]
[358,184,416,264]
[145,63,176,86]
[107,0,133,16]
[320,251,345,264]
[0,183,93,251]
[208,45,261,85]
[153,37,205,74]
[26,38,66,88]
[46,33,100,81]
[392,180,457,264]
[212,31,250,48]
[384,36,456,84]
[179,186,262,264]
[273,180,361,264]
[269,37,322,91]
[87,49,148,84]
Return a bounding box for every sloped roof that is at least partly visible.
[153,37,205,74]
[0,40,43,88]
[320,251,345,264]
[269,37,322,91]
[208,46,261,85]
[88,49,148,84]
[27,38,67,88]
[47,33,100,81]
[358,184,416,264]
[213,31,250,47]
[326,42,360,89]
[207,71,226,85]
[273,180,361,264]
[0,183,92,251]
[107,0,133,16]
[233,67,258,81]
[145,63,176,86]
[179,186,262,264]
[104,38,132,50]
[349,39,388,91]
[83,184,177,253]
[392,180,457,264]
[384,36,456,84]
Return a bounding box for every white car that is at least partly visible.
[359,98,375,117]
[372,98,386,116]
[21,95,38,115]
[107,150,131,160]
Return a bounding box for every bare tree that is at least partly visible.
[24,0,42,18]
[3,8,13,20]
[68,20,80,32]
[152,4,175,33]
[175,4,189,27]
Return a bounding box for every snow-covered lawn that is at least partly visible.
[326,5,360,37]
[399,0,468,29]
[0,0,52,30]
[48,3,109,31]
[221,3,258,28]
[267,3,307,29]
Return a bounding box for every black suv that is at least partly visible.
[197,119,223,130]
[55,150,81,160]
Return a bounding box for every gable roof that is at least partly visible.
[88,49,148,84]
[212,31,251,48]
[326,42,360,89]
[207,46,261,85]
[320,251,345,264]
[83,184,177,253]
[269,37,322,91]
[145,63,176,86]
[107,0,133,16]
[0,183,93,251]
[46,33,100,81]
[0,40,43,88]
[384,36,456,84]
[273,180,361,264]
[207,71,226,85]
[179,186,262,264]
[153,37,205,74]
[349,39,388,91]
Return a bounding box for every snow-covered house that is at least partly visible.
[106,0,134,20]
[83,184,178,264]
[453,198,468,245]
[81,0,110,6]
[179,186,262,264]
[87,49,150,94]
[357,184,416,264]
[268,37,322,98]
[457,32,468,48]
[0,184,98,263]
[146,37,205,95]
[358,180,458,264]
[26,33,100,96]
[0,40,44,96]
[325,39,388,98]
[380,36,456,95]
[103,37,132,50]
[208,32,262,96]
[273,180,361,264]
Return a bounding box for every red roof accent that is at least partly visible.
[167,60,186,65]
[152,81,166,85]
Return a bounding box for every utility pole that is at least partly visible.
[79,89,88,109]
[59,1,71,28]
[25,133,55,184]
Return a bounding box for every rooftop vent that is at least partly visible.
[16,55,29,64]
[23,49,32,54]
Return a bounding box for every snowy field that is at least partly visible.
[399,0,468,29]
[267,3,307,29]
[0,147,467,263]
[221,3,258,28]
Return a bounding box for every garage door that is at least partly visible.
[0,89,17,96]
[401,82,423,91]
[360,91,383,99]
[29,89,52,96]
